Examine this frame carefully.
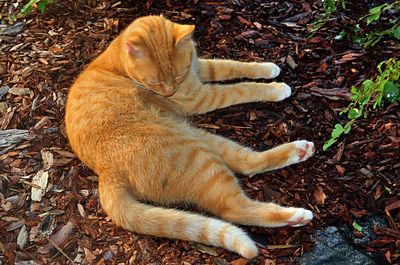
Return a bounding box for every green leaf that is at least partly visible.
[20,0,40,16]
[383,81,400,103]
[323,138,336,151]
[392,26,400,40]
[367,12,380,25]
[38,0,49,13]
[335,31,346,40]
[360,95,371,106]
[332,124,344,138]
[344,122,353,134]
[348,108,361,119]
[351,86,358,94]
[21,3,33,15]
[352,221,363,233]
[362,79,373,90]
[373,94,383,108]
[369,4,386,14]
[341,0,346,9]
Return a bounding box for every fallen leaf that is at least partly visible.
[313,186,326,205]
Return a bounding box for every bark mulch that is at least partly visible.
[0,0,399,264]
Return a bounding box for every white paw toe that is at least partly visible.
[272,82,292,101]
[260,62,281,79]
[288,208,313,227]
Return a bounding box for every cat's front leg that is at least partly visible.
[199,59,281,82]
[183,82,291,115]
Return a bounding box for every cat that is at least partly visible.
[65,15,315,259]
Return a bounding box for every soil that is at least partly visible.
[0,0,399,264]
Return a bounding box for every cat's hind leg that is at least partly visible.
[188,164,313,227]
[199,59,281,82]
[98,173,259,259]
[196,129,315,175]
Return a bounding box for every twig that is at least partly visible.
[46,237,74,263]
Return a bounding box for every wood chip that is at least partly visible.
[31,170,49,202]
[17,225,28,250]
[8,87,31,96]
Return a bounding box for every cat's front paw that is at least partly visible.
[287,208,313,227]
[259,62,281,79]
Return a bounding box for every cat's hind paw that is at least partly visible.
[286,140,315,166]
[295,140,315,162]
[287,208,313,227]
[260,62,281,79]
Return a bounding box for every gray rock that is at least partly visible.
[298,226,376,265]
[297,216,387,265]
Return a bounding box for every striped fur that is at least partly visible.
[65,16,315,259]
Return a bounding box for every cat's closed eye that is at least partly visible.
[174,72,187,83]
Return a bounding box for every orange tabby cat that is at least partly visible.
[65,15,315,259]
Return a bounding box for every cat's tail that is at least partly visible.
[98,177,258,259]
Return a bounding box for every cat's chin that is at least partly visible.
[152,89,177,97]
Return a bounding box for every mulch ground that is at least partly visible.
[0,0,399,264]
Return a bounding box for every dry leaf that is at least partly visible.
[313,186,327,205]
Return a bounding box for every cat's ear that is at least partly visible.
[126,41,146,59]
[173,24,195,45]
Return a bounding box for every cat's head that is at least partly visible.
[122,16,194,97]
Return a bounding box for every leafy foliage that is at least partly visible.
[336,1,400,48]
[324,58,400,150]
[310,0,347,33]
[18,0,50,17]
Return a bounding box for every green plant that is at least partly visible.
[21,0,50,15]
[9,0,52,21]
[336,1,400,48]
[324,58,400,150]
[309,0,347,34]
